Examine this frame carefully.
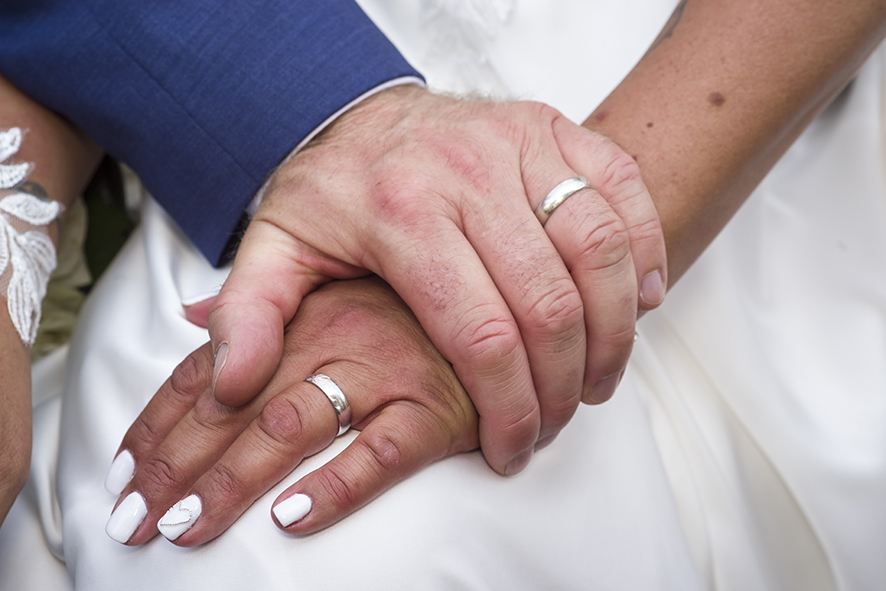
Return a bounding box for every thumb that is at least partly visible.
[208,220,358,407]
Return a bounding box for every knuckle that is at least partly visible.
[455,314,522,366]
[256,396,306,448]
[628,215,665,246]
[206,462,248,500]
[191,393,237,433]
[500,403,542,449]
[523,278,584,337]
[140,454,182,490]
[316,464,361,509]
[168,350,212,403]
[574,211,631,270]
[127,414,165,450]
[599,151,643,196]
[361,429,407,476]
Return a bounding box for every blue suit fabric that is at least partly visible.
[0,0,419,264]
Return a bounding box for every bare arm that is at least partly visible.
[582,0,886,283]
[0,74,102,525]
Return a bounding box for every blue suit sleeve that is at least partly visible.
[0,0,421,265]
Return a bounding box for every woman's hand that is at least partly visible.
[104,277,479,546]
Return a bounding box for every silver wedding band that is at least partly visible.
[534,175,591,226]
[305,374,352,437]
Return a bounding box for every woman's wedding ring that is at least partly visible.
[305,374,352,437]
[534,175,591,226]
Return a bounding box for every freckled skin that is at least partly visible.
[708,91,726,106]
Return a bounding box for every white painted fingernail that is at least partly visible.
[106,491,147,544]
[212,342,228,394]
[181,286,221,307]
[273,494,312,527]
[104,450,135,495]
[158,494,202,542]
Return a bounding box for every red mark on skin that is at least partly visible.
[708,91,725,106]
[594,110,608,123]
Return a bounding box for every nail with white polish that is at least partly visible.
[158,494,202,542]
[273,494,312,527]
[106,491,147,544]
[104,450,135,495]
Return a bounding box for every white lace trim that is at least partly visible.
[0,128,59,345]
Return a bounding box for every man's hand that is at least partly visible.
[207,86,667,475]
[105,278,479,546]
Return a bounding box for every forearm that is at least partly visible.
[0,308,30,525]
[0,75,102,526]
[0,75,103,218]
[585,0,886,284]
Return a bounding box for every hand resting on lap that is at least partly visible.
[105,277,479,546]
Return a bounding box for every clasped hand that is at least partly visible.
[106,86,667,544]
[206,85,667,476]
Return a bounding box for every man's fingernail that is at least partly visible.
[584,371,622,405]
[212,342,229,395]
[158,494,202,542]
[535,434,558,452]
[106,491,147,544]
[104,450,135,495]
[180,286,221,307]
[640,269,665,307]
[505,449,533,476]
[273,493,312,527]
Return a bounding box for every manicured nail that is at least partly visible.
[104,450,135,495]
[273,494,312,527]
[505,449,533,476]
[640,269,665,307]
[180,286,221,307]
[106,491,147,544]
[585,372,622,405]
[212,342,228,394]
[158,494,202,542]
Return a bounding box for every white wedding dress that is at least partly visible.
[2,0,884,589]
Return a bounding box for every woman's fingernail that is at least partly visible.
[505,449,533,476]
[640,269,665,307]
[180,287,221,307]
[104,450,135,495]
[273,494,312,527]
[106,491,147,544]
[212,342,229,395]
[158,494,202,542]
[584,372,622,405]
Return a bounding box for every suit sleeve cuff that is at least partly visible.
[246,75,426,216]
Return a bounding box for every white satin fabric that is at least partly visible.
[2,0,885,589]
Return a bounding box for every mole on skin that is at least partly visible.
[646,122,654,128]
[708,91,725,106]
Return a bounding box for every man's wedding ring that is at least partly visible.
[534,176,591,226]
[305,374,352,437]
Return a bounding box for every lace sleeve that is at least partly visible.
[0,127,60,345]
